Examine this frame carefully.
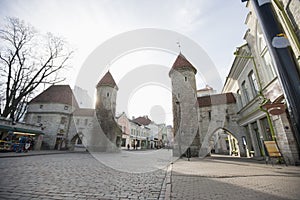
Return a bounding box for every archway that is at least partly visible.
[209,128,246,157]
[70,132,85,151]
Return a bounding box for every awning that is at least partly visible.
[0,124,44,135]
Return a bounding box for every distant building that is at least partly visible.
[73,86,93,108]
[25,85,78,150]
[197,85,216,97]
[116,114,173,150]
[24,72,123,151]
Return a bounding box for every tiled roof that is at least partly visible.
[198,93,236,107]
[169,53,197,76]
[96,71,118,89]
[73,108,95,117]
[29,85,79,108]
[132,116,152,126]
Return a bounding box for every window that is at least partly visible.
[184,77,187,81]
[241,81,250,104]
[39,105,43,109]
[37,116,42,123]
[107,92,110,97]
[84,119,88,126]
[64,106,68,110]
[262,51,276,83]
[248,71,259,97]
[178,93,180,98]
[236,90,243,109]
[60,117,67,124]
[208,111,211,121]
[77,138,82,144]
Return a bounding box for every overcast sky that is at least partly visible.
[0,0,249,125]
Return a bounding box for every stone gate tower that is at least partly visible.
[169,53,200,156]
[95,71,122,150]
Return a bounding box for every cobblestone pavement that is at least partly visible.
[1,152,300,200]
[171,156,300,200]
[0,152,169,200]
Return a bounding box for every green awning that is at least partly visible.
[0,124,44,135]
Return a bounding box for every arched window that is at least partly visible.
[248,70,259,97]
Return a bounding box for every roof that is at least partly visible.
[132,116,152,126]
[197,85,214,92]
[96,71,118,90]
[198,93,236,107]
[73,108,95,117]
[169,53,197,76]
[29,85,79,108]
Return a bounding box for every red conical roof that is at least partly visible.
[169,53,197,76]
[96,71,118,89]
[29,85,79,108]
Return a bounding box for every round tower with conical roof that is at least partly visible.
[95,71,122,150]
[169,53,200,157]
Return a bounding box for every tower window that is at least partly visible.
[185,77,187,81]
[107,92,110,97]
[208,111,211,121]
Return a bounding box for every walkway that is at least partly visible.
[169,155,300,200]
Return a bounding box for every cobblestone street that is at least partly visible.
[0,152,300,199]
[0,152,168,200]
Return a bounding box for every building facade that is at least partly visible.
[25,85,78,150]
[221,0,300,164]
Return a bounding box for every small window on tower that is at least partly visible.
[185,77,187,81]
[107,93,110,97]
[208,111,211,121]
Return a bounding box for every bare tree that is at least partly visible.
[0,17,73,122]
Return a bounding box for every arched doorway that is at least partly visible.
[209,128,242,157]
[70,132,85,151]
